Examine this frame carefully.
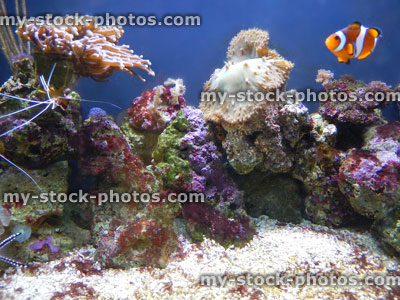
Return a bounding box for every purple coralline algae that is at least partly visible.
[319,75,391,126]
[182,107,243,211]
[151,106,252,244]
[339,121,400,219]
[180,107,252,243]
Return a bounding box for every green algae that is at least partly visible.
[152,110,193,190]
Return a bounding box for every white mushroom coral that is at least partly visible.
[200,28,294,125]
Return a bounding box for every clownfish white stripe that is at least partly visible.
[371,37,378,52]
[333,30,347,52]
[354,25,368,58]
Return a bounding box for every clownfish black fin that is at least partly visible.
[352,21,362,27]
[338,56,350,64]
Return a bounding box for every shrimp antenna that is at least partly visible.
[59,96,122,109]
[47,63,57,86]
[0,102,52,138]
[0,102,45,120]
[39,63,56,106]
[0,154,42,192]
[0,93,44,104]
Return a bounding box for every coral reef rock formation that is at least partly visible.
[292,113,356,227]
[0,63,82,167]
[76,113,159,193]
[200,29,309,175]
[234,171,304,223]
[318,74,391,126]
[339,121,400,219]
[372,206,400,255]
[222,93,310,174]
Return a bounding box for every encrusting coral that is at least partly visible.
[16,17,154,81]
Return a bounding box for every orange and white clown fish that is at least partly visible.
[325,22,382,63]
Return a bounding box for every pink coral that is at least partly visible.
[128,80,186,131]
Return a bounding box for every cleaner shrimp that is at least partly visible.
[0,63,122,191]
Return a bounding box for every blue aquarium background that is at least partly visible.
[0,0,399,117]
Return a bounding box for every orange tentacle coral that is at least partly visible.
[16,18,154,81]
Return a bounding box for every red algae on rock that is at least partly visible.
[184,202,253,245]
[76,114,158,193]
[128,79,186,132]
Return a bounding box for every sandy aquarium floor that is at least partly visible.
[1,216,399,300]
